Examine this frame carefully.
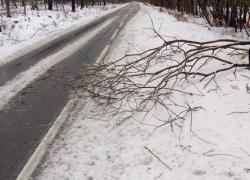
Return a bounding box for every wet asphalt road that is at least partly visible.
[0,3,139,180]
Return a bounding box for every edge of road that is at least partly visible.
[16,42,112,180]
[15,3,140,180]
[16,99,77,180]
[0,3,128,68]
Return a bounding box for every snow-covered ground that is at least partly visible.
[34,3,250,180]
[0,3,124,60]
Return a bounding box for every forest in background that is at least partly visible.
[0,0,250,32]
[0,0,127,18]
[146,0,250,32]
[0,0,129,33]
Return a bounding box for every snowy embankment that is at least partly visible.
[0,4,124,61]
[35,3,250,180]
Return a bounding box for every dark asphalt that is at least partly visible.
[0,4,130,86]
[0,3,139,180]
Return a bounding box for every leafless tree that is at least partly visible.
[5,0,11,17]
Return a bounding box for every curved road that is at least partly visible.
[0,3,139,180]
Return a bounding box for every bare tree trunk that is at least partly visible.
[80,0,84,9]
[159,0,164,7]
[44,0,47,10]
[55,0,59,10]
[6,0,11,17]
[225,0,229,25]
[31,0,39,10]
[22,0,26,15]
[243,3,248,23]
[198,0,213,26]
[72,0,76,12]
[0,0,4,7]
[12,0,17,8]
[177,0,181,11]
[239,3,243,32]
[48,0,53,10]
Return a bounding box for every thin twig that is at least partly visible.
[144,146,172,170]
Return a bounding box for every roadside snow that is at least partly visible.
[0,4,125,62]
[35,3,250,180]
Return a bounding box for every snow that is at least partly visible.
[0,3,125,63]
[34,3,250,180]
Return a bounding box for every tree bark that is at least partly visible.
[22,0,26,15]
[80,0,84,9]
[72,0,76,12]
[6,0,11,17]
[48,0,53,10]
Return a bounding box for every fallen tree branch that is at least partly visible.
[75,26,250,131]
